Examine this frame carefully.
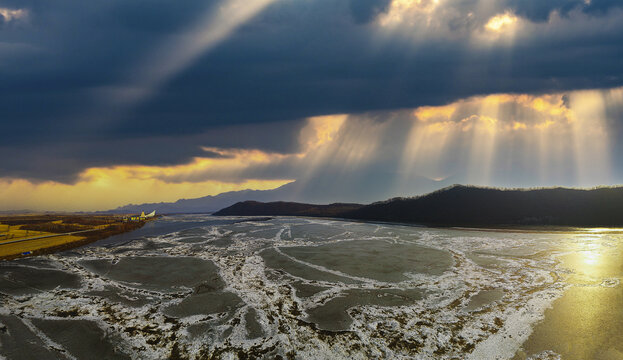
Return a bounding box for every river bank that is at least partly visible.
[0,215,149,260]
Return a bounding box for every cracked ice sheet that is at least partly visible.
[0,215,617,359]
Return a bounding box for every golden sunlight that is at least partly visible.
[0,177,292,213]
[0,147,295,212]
[299,114,348,150]
[400,88,619,186]
[399,119,454,187]
[0,7,27,22]
[377,0,443,27]
[568,90,612,186]
[0,115,348,212]
[2,87,620,212]
[413,104,456,122]
[485,11,518,33]
[472,10,523,46]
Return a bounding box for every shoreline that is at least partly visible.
[5,211,617,260]
[0,215,151,261]
[228,214,621,235]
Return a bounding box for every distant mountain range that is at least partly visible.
[214,185,623,227]
[105,175,455,215]
[106,182,299,214]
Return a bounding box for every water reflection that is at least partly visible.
[582,245,600,266]
[518,230,623,360]
[562,232,619,284]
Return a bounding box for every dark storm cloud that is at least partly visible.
[1,0,623,182]
[0,120,305,183]
[348,0,392,23]
[504,0,623,21]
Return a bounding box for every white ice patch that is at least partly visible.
[601,278,621,287]
[467,288,563,360]
[527,350,562,360]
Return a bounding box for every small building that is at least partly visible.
[124,210,156,222]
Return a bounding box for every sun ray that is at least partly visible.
[92,0,279,124]
[568,90,612,186]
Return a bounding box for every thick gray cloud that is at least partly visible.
[1,0,623,183]
[504,0,622,21]
[0,120,304,183]
[348,0,392,23]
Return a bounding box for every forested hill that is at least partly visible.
[212,201,364,217]
[214,185,623,227]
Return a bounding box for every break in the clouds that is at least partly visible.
[1,0,623,210]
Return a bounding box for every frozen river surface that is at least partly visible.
[1,215,621,359]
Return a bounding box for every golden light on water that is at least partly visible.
[562,231,620,282]
[582,249,600,266]
[587,228,623,233]
[523,229,623,358]
[577,237,603,266]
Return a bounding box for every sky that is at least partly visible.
[1,0,623,211]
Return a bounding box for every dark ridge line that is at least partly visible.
[213,184,623,228]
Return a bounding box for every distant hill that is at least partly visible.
[106,182,298,214]
[213,201,363,217]
[104,175,456,215]
[213,185,623,227]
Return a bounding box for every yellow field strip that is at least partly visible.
[0,228,98,246]
[0,234,87,258]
